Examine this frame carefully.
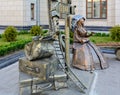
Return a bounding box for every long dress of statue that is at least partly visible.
[72,15,109,70]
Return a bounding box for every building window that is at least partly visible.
[31,3,35,20]
[86,0,107,19]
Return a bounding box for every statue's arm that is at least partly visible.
[74,29,83,43]
[86,32,95,37]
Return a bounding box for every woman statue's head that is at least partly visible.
[77,17,85,27]
[71,15,85,31]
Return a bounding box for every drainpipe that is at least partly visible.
[48,0,52,35]
[36,0,40,26]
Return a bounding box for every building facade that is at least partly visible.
[0,0,120,31]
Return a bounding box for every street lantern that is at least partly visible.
[51,2,75,19]
[50,1,76,68]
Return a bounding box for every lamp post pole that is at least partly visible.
[65,1,70,70]
[65,16,70,71]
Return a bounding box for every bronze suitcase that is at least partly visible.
[19,56,59,81]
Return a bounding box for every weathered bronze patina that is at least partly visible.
[72,15,109,70]
[19,56,58,81]
[24,36,55,61]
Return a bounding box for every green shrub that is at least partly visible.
[91,39,96,43]
[43,30,48,34]
[70,38,73,44]
[18,30,29,35]
[41,30,48,36]
[101,33,110,37]
[110,25,120,41]
[104,33,109,37]
[69,30,74,38]
[30,25,42,36]
[0,40,31,56]
[0,34,2,38]
[94,33,102,37]
[93,32,109,37]
[60,31,65,34]
[3,26,18,42]
[101,33,106,37]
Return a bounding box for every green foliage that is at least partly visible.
[69,30,74,38]
[106,34,109,37]
[89,36,116,43]
[0,34,32,56]
[101,33,107,37]
[59,30,73,44]
[3,26,18,42]
[0,40,31,56]
[93,32,109,37]
[41,30,48,36]
[90,39,96,44]
[0,34,2,38]
[43,30,48,34]
[70,38,73,44]
[69,30,74,44]
[60,31,65,34]
[30,25,42,36]
[94,33,102,37]
[109,25,120,41]
[18,30,29,35]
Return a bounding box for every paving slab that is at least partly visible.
[91,54,120,95]
[0,63,19,95]
[0,53,119,95]
[0,62,95,95]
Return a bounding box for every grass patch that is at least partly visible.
[0,34,32,46]
[0,38,10,46]
[17,34,32,41]
[89,36,118,44]
[70,36,119,44]
[0,34,32,56]
[0,33,119,56]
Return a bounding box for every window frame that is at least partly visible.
[86,0,107,19]
[31,3,35,20]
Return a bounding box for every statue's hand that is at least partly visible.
[80,40,84,44]
[83,39,89,43]
[81,38,89,43]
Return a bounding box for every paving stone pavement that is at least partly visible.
[0,61,95,95]
[0,53,119,95]
[0,50,25,69]
[91,54,120,95]
[0,63,19,95]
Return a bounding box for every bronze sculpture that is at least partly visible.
[24,34,59,61]
[72,15,109,71]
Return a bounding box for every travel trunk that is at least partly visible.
[19,56,59,81]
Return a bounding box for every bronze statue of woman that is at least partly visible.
[72,15,109,71]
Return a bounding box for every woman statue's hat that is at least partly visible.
[71,15,85,31]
